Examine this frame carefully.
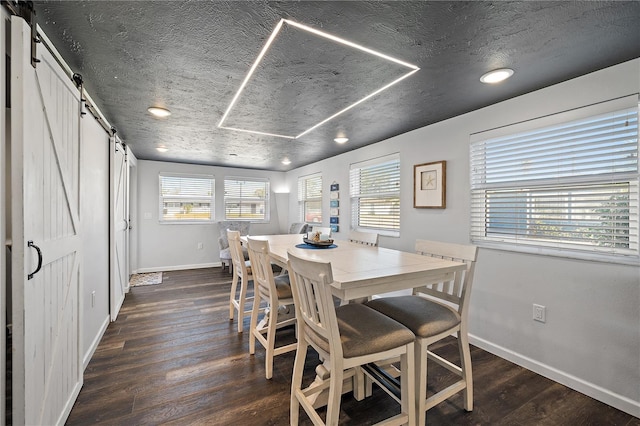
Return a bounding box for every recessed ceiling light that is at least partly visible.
[334,137,349,144]
[480,68,514,84]
[282,157,291,165]
[218,18,420,140]
[156,146,168,153]
[148,106,171,117]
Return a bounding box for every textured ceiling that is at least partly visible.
[32,1,640,171]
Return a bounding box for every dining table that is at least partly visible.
[243,233,468,413]
[243,233,467,301]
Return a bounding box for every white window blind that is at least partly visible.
[159,174,214,223]
[470,97,639,261]
[224,178,270,221]
[350,153,400,235]
[298,173,322,223]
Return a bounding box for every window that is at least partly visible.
[224,177,270,221]
[470,96,639,262]
[350,153,400,236]
[159,174,214,223]
[298,173,323,223]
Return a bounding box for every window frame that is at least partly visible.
[298,173,323,224]
[158,173,215,224]
[223,177,271,222]
[350,153,401,237]
[470,95,639,264]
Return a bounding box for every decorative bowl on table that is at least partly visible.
[303,237,334,247]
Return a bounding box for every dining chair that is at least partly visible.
[348,230,379,247]
[246,237,297,380]
[288,222,308,234]
[287,251,416,426]
[365,239,478,426]
[218,221,250,273]
[227,230,254,333]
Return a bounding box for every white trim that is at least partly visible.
[469,334,640,417]
[474,240,640,266]
[136,262,219,274]
[83,315,109,370]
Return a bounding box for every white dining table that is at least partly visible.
[244,233,466,301]
[243,234,467,422]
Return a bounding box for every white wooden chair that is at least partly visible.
[366,239,478,425]
[227,230,254,333]
[287,251,416,426]
[348,230,379,246]
[246,237,297,379]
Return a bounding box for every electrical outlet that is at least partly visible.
[197,242,204,250]
[533,304,546,323]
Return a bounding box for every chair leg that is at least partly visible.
[229,273,239,320]
[290,341,307,426]
[401,342,416,426]
[249,294,261,355]
[237,277,248,333]
[326,365,344,426]
[458,330,474,411]
[265,302,279,379]
[416,338,428,426]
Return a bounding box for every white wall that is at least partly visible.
[80,111,110,368]
[284,59,640,416]
[136,160,287,272]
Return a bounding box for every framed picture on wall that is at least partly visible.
[414,160,446,208]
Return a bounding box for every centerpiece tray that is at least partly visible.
[303,238,334,247]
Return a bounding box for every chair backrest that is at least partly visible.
[246,237,279,304]
[289,222,308,234]
[227,230,251,280]
[348,230,379,247]
[414,239,478,320]
[287,251,342,360]
[218,221,251,249]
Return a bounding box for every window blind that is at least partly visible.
[470,100,639,259]
[224,178,270,221]
[159,174,214,222]
[298,173,322,223]
[350,153,400,234]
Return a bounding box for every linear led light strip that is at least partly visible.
[218,18,420,139]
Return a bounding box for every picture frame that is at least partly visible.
[414,160,446,208]
[330,208,339,216]
[330,224,339,233]
[330,200,339,208]
[330,217,339,224]
[330,191,339,200]
[330,183,340,191]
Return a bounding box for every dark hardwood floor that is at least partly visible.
[66,268,639,425]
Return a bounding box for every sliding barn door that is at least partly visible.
[10,17,83,425]
[110,137,128,320]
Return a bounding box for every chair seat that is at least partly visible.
[366,295,460,338]
[312,303,414,358]
[274,275,292,299]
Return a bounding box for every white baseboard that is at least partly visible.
[136,262,220,274]
[469,334,640,418]
[83,315,110,370]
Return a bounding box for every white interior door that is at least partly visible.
[110,137,128,320]
[10,17,83,425]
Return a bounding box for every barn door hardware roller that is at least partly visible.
[10,1,41,67]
